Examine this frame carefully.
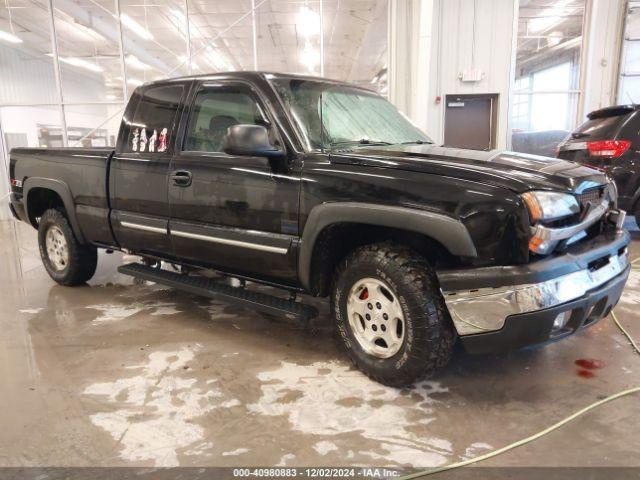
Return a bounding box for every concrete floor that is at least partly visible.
[1,218,639,470]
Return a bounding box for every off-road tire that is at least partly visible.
[331,242,455,386]
[38,209,97,286]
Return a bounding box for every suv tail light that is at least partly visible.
[586,140,631,158]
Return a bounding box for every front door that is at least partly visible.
[168,81,300,284]
[111,83,187,257]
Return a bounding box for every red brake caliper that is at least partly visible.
[359,288,369,300]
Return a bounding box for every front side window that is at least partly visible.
[184,85,268,153]
[270,77,431,150]
[127,85,183,154]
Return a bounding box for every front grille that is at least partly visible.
[576,187,605,211]
[547,187,605,229]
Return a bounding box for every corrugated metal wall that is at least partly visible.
[426,0,516,149]
[0,45,58,105]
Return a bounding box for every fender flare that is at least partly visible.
[23,177,86,244]
[298,202,477,290]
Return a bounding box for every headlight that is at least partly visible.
[521,191,579,223]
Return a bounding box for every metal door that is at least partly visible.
[444,95,497,151]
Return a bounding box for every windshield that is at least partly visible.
[269,77,432,150]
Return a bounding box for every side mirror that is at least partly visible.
[222,124,285,159]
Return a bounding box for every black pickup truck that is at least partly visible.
[8,72,631,386]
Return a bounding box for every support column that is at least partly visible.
[581,0,626,119]
[388,0,434,131]
[46,0,69,147]
[0,113,10,221]
[388,0,414,114]
[251,0,258,70]
[319,0,325,76]
[116,0,129,100]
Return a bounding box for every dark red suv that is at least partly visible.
[557,104,640,225]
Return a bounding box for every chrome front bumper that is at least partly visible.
[440,242,629,336]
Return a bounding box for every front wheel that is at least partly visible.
[38,209,97,286]
[331,243,455,386]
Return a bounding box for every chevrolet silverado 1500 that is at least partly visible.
[8,72,630,386]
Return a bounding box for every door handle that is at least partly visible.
[171,170,192,187]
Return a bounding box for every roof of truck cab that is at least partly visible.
[140,71,361,89]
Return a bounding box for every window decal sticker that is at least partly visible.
[139,128,148,152]
[158,128,168,152]
[149,129,157,152]
[131,128,139,152]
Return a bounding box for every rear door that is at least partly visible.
[110,83,188,257]
[168,81,300,284]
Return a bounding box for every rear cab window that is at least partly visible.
[119,84,185,155]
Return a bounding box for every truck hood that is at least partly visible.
[330,144,608,194]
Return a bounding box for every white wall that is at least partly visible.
[0,45,58,105]
[426,0,516,148]
[391,0,629,151]
[0,106,62,146]
[0,41,112,106]
[0,37,123,221]
[390,0,516,149]
[388,0,422,115]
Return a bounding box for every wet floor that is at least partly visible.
[1,219,639,469]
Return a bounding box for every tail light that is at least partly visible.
[586,140,631,158]
[10,178,22,188]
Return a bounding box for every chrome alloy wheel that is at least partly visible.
[346,277,406,358]
[45,225,69,271]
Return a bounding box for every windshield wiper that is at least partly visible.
[329,138,394,148]
[398,140,433,145]
[572,132,589,139]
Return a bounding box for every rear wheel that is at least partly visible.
[331,242,455,386]
[38,209,97,286]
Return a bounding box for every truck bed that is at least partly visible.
[10,147,116,246]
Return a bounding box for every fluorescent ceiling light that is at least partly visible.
[0,29,23,44]
[298,6,320,37]
[126,54,150,70]
[120,13,154,40]
[54,55,103,73]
